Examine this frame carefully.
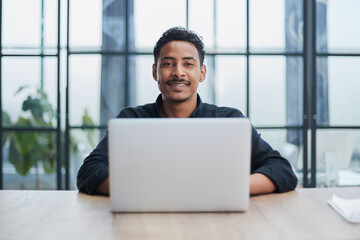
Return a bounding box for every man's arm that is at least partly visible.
[77,134,109,195]
[96,177,110,195]
[94,174,275,196]
[250,126,298,193]
[77,108,148,195]
[250,173,276,195]
[226,110,297,193]
[86,129,292,196]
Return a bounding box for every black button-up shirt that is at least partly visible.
[77,94,298,195]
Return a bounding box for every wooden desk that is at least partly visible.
[0,188,359,240]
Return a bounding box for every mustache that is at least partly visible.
[166,79,191,85]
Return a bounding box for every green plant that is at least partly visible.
[3,86,94,189]
[9,87,56,178]
[2,111,12,145]
[82,108,95,148]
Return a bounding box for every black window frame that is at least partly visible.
[1,0,360,190]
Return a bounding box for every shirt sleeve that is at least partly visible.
[76,109,136,195]
[250,126,298,193]
[228,109,298,193]
[76,133,109,195]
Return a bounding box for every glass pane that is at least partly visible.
[250,0,285,51]
[135,56,160,106]
[69,55,101,126]
[347,130,360,185]
[250,0,303,52]
[296,130,360,187]
[325,57,360,126]
[325,0,360,53]
[3,131,57,190]
[2,0,58,54]
[286,56,304,128]
[189,0,214,49]
[2,57,58,127]
[215,56,247,113]
[69,129,103,190]
[250,56,286,126]
[256,129,302,184]
[216,0,246,51]
[133,0,186,51]
[102,0,127,51]
[60,0,68,47]
[43,0,59,54]
[198,56,215,104]
[2,0,40,53]
[100,55,127,123]
[69,0,102,50]
[70,54,127,126]
[60,49,67,127]
[315,129,360,187]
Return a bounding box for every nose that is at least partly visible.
[172,64,185,78]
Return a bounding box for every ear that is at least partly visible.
[152,64,157,81]
[199,65,207,82]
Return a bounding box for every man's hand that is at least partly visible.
[250,173,276,195]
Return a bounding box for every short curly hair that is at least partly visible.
[153,27,206,66]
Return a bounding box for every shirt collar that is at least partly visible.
[155,94,203,118]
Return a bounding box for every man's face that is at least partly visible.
[152,40,207,103]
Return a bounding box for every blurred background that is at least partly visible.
[1,0,360,190]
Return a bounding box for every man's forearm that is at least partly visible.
[96,174,275,196]
[250,173,276,195]
[96,177,110,195]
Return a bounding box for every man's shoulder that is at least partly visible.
[199,102,246,118]
[117,102,158,118]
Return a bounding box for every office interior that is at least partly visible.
[0,0,359,191]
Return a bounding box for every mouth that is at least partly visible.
[166,79,191,87]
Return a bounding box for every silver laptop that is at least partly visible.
[108,118,251,212]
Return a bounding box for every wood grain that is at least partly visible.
[0,188,359,240]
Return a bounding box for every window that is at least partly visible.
[1,0,61,189]
[1,0,359,189]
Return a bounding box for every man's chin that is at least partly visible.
[163,93,192,103]
[171,98,189,103]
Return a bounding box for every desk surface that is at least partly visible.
[0,188,359,240]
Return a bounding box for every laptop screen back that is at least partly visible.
[109,118,251,212]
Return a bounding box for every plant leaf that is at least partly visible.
[13,118,36,155]
[14,85,30,96]
[9,140,38,176]
[82,109,95,148]
[2,111,12,146]
[38,133,56,174]
[82,109,94,125]
[42,158,55,174]
[22,96,44,120]
[2,110,12,126]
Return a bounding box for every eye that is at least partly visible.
[185,62,194,66]
[161,62,173,67]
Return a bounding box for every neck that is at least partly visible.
[160,95,198,118]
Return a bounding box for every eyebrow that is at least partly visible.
[160,56,197,61]
[183,57,196,61]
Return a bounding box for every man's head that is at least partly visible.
[152,27,207,105]
[153,27,206,66]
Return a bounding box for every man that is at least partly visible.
[77,27,298,196]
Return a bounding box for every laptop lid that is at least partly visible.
[109,118,251,212]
